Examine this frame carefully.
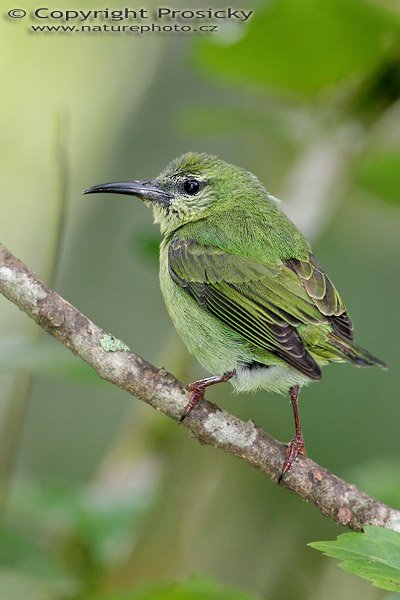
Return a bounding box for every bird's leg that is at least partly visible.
[180,370,236,422]
[279,385,306,482]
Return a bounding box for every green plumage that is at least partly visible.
[86,151,386,391]
[85,151,387,475]
[149,153,384,394]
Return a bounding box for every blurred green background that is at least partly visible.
[1,0,400,598]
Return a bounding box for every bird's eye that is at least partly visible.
[183,178,201,195]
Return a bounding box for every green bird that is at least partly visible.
[84,152,386,479]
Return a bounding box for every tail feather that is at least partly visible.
[330,334,387,369]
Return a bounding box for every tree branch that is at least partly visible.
[1,242,399,533]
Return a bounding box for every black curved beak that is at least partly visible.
[83,180,171,208]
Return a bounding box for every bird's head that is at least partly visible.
[84,152,270,235]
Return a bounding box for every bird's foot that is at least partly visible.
[180,383,205,423]
[278,435,307,483]
[180,370,236,423]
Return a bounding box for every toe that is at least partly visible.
[279,437,307,482]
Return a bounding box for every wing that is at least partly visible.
[286,257,354,341]
[168,239,353,380]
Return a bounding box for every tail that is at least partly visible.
[330,334,387,369]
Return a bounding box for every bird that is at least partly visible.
[84,152,386,480]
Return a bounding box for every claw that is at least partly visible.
[179,411,189,423]
[180,385,204,423]
[179,370,236,423]
[278,436,306,483]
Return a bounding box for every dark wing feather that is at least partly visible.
[286,256,354,341]
[168,239,323,380]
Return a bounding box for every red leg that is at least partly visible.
[278,385,306,482]
[180,370,236,422]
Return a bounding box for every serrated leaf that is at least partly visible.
[309,526,400,592]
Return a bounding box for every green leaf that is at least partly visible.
[354,151,400,205]
[94,576,262,600]
[309,526,400,592]
[196,0,399,96]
